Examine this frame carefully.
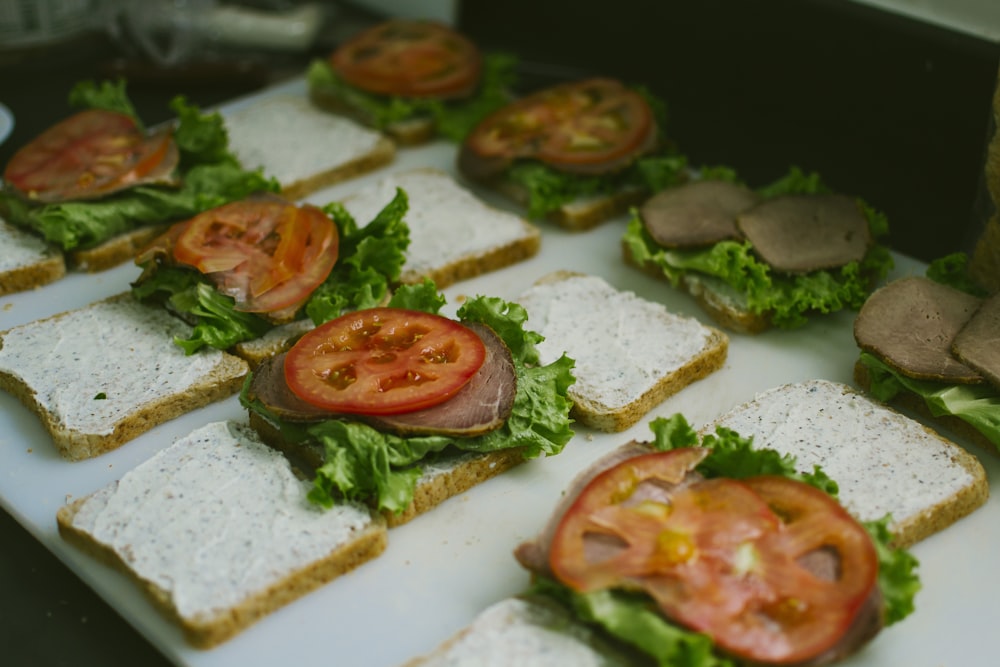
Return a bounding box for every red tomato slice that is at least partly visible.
[3,109,179,203]
[463,78,656,175]
[548,453,879,665]
[171,198,339,317]
[330,19,482,99]
[284,308,487,415]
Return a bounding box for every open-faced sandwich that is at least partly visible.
[458,77,688,230]
[240,280,576,525]
[406,415,922,666]
[622,167,894,333]
[0,79,276,281]
[307,18,517,145]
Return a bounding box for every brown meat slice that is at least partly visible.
[737,193,871,273]
[247,321,517,437]
[952,292,1000,390]
[854,276,984,383]
[639,179,759,248]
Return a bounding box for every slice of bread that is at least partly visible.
[704,379,989,548]
[402,595,640,666]
[0,293,248,460]
[340,168,540,288]
[68,222,169,273]
[516,271,728,432]
[223,94,395,200]
[0,218,65,295]
[495,180,648,231]
[57,420,387,648]
[247,410,526,528]
[309,86,436,146]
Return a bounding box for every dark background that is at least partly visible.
[1,1,998,665]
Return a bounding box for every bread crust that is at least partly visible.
[0,252,65,296]
[495,180,647,230]
[68,223,169,273]
[309,87,437,146]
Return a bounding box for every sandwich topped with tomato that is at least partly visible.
[131,188,410,358]
[240,279,576,522]
[512,414,920,667]
[0,79,276,272]
[622,166,895,333]
[308,18,518,145]
[457,77,688,230]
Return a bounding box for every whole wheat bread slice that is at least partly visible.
[0,219,65,295]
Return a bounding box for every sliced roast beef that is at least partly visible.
[639,179,759,248]
[248,321,517,438]
[952,292,1000,390]
[737,193,871,274]
[854,276,984,383]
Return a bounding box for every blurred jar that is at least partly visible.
[0,0,107,50]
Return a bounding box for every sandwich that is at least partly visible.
[852,270,1000,456]
[130,187,410,362]
[0,293,248,460]
[408,414,921,666]
[307,18,517,145]
[457,77,688,230]
[57,420,387,647]
[0,79,277,279]
[622,167,894,333]
[515,271,728,432]
[240,279,576,524]
[335,167,540,289]
[221,92,396,200]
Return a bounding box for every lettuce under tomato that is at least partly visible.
[132,188,411,354]
[307,52,518,142]
[527,414,920,666]
[239,280,576,515]
[621,167,894,328]
[857,351,1000,450]
[0,80,278,251]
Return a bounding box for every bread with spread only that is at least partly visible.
[622,168,894,333]
[0,293,248,460]
[56,420,387,648]
[0,218,65,296]
[307,19,517,146]
[515,271,727,432]
[223,93,395,200]
[458,78,688,230]
[704,379,988,547]
[853,275,1000,455]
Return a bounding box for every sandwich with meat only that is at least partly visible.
[458,77,688,229]
[308,18,518,145]
[0,79,275,276]
[622,167,894,333]
[407,415,921,666]
[241,279,577,522]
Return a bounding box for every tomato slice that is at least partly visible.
[463,78,656,175]
[330,19,482,99]
[3,109,179,203]
[284,308,487,415]
[548,452,879,665]
[171,198,339,317]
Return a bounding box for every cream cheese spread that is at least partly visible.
[341,169,535,275]
[710,379,977,526]
[223,94,384,187]
[0,296,242,436]
[67,420,376,620]
[0,218,57,273]
[517,274,714,410]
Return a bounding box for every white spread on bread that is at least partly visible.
[341,168,534,275]
[516,274,713,410]
[0,219,55,272]
[223,94,385,187]
[0,297,236,435]
[710,380,977,526]
[65,420,375,619]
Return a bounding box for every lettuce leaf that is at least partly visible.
[133,188,411,354]
[926,252,990,297]
[526,414,919,665]
[621,168,894,328]
[0,82,278,250]
[307,52,518,142]
[858,352,1000,449]
[240,289,576,515]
